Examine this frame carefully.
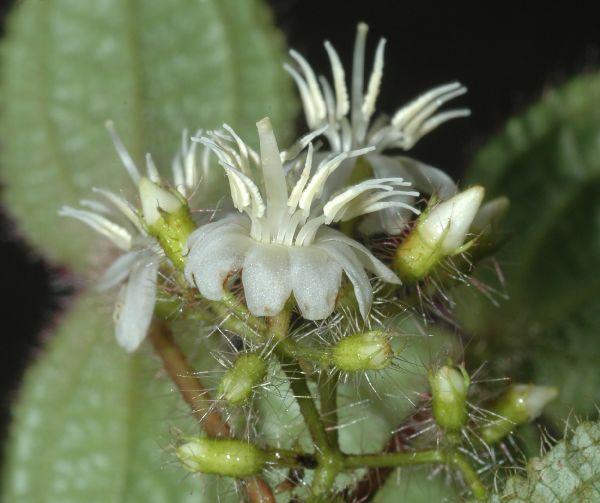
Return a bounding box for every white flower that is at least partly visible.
[59,122,201,351]
[285,22,469,233]
[185,118,419,319]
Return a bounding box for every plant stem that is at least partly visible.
[449,451,488,501]
[318,371,339,449]
[282,356,332,452]
[148,321,230,437]
[344,449,444,469]
[268,310,343,497]
[148,321,276,503]
[347,409,427,502]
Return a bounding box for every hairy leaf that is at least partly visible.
[0,0,296,269]
[1,293,237,503]
[490,420,600,502]
[375,468,458,503]
[461,72,600,423]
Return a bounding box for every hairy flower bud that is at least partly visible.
[331,331,392,371]
[480,384,558,444]
[139,177,183,226]
[218,353,268,406]
[138,177,196,270]
[394,187,484,281]
[429,365,470,433]
[177,437,267,477]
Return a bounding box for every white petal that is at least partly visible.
[362,154,457,234]
[369,155,457,200]
[98,249,153,291]
[242,243,292,317]
[187,215,250,251]
[361,38,386,122]
[316,228,400,285]
[185,230,251,300]
[105,120,141,184]
[114,255,160,352]
[323,41,349,119]
[58,206,132,251]
[314,240,372,319]
[351,23,369,131]
[289,246,342,320]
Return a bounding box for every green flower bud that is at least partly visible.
[331,331,392,371]
[429,365,470,433]
[138,177,196,270]
[394,187,484,282]
[218,353,268,406]
[480,384,558,444]
[177,437,267,477]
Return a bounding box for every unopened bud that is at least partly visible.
[394,187,484,281]
[139,177,183,226]
[218,353,268,406]
[429,365,470,433]
[138,177,196,270]
[480,384,558,444]
[177,437,267,477]
[331,331,392,371]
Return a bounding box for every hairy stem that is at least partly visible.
[344,449,444,469]
[282,356,331,452]
[450,451,488,501]
[148,321,230,437]
[148,321,276,503]
[318,371,340,449]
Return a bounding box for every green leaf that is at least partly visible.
[461,72,600,423]
[490,420,600,502]
[2,293,237,503]
[0,0,296,269]
[374,468,459,503]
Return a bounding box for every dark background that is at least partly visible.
[2,0,600,444]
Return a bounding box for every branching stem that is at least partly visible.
[148,321,276,503]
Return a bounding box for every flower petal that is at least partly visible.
[360,154,457,234]
[316,228,400,285]
[187,215,249,251]
[98,249,155,291]
[242,243,292,317]
[315,240,372,319]
[114,255,160,352]
[185,229,251,300]
[289,246,342,320]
